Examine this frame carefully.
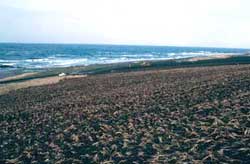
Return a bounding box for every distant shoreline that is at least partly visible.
[1,43,249,77]
[1,53,249,83]
[1,54,250,95]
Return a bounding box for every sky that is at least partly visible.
[0,0,250,48]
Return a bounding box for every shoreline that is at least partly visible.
[1,54,250,95]
[0,54,249,82]
[0,54,232,79]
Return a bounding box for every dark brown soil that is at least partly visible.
[1,65,250,163]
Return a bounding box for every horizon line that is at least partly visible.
[0,41,249,50]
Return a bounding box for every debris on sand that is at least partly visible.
[58,73,66,77]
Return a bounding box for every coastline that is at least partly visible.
[0,54,249,82]
[1,54,250,95]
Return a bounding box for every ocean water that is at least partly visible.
[0,43,249,76]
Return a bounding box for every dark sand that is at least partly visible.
[1,64,250,163]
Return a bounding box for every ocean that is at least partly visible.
[0,43,249,78]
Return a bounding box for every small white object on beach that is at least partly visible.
[58,73,66,77]
[140,61,151,66]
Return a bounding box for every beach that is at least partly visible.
[1,57,250,163]
[1,0,250,162]
[1,54,250,94]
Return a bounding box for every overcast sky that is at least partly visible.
[0,0,250,48]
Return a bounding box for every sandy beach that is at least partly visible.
[0,75,87,95]
[1,60,250,163]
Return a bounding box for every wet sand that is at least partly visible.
[1,63,250,163]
